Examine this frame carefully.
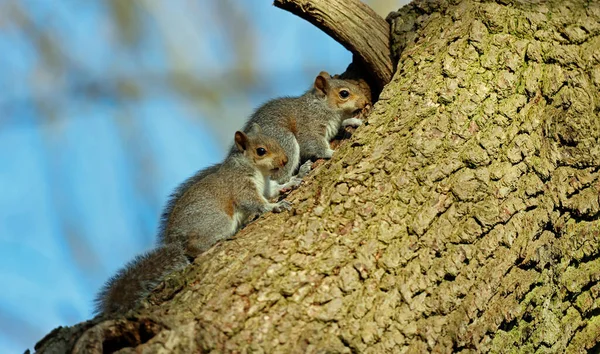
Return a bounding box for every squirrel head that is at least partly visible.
[313,71,370,119]
[235,123,288,175]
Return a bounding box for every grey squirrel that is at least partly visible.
[95,243,188,315]
[95,124,291,315]
[159,123,292,256]
[94,73,370,316]
[237,71,370,185]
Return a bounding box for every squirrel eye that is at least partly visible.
[256,147,267,156]
[339,89,350,99]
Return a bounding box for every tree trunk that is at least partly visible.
[34,0,600,352]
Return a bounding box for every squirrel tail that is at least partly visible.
[94,243,190,316]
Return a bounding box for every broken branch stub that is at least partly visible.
[273,0,393,92]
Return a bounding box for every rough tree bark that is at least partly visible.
[33,0,600,353]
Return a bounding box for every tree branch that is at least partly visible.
[273,0,393,92]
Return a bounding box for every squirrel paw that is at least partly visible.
[272,200,292,213]
[315,148,334,160]
[286,176,303,189]
[276,176,303,193]
[342,117,363,128]
[297,160,313,178]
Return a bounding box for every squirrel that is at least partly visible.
[95,124,291,315]
[94,74,370,316]
[237,71,370,186]
[158,123,292,256]
[94,243,189,315]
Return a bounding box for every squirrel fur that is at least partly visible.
[237,71,370,185]
[94,73,369,317]
[94,243,188,315]
[159,123,291,256]
[95,124,290,315]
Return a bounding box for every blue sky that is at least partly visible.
[0,0,404,352]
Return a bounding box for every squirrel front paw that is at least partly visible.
[315,148,335,160]
[287,176,303,189]
[342,117,363,128]
[297,160,313,178]
[271,200,292,213]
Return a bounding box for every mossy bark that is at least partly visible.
[34,0,600,353]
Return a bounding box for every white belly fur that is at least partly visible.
[324,118,341,141]
[231,210,246,234]
[230,171,267,234]
[252,170,268,198]
[290,138,301,172]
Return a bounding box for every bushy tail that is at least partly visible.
[94,243,189,316]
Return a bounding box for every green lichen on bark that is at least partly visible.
[386,0,600,352]
[34,0,600,353]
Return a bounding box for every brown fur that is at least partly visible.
[316,74,369,118]
[223,197,235,217]
[286,116,298,137]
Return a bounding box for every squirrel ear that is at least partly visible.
[234,131,249,152]
[318,71,331,79]
[248,123,262,135]
[314,72,330,96]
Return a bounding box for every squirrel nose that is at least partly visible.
[281,156,288,166]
